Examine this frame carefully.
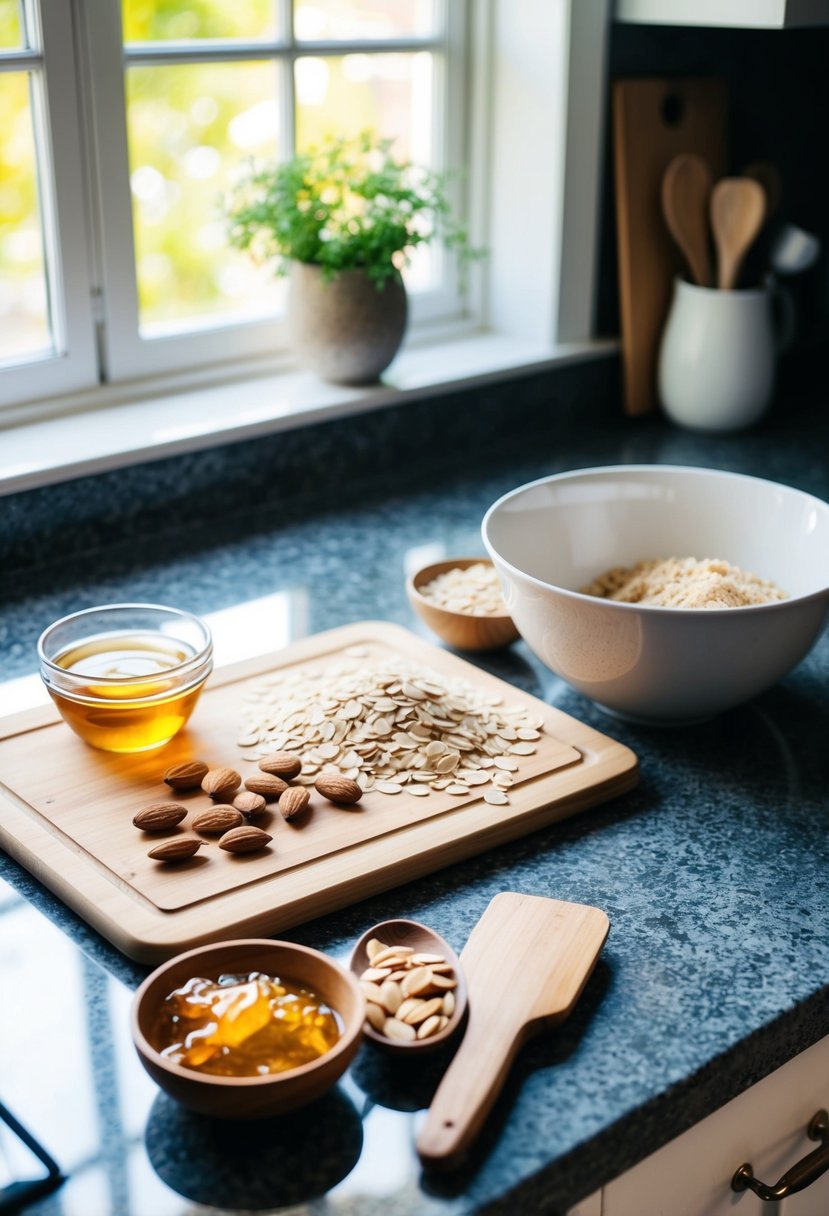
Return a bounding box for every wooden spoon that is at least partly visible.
[416,892,609,1170]
[710,177,767,290]
[349,918,468,1054]
[661,153,714,287]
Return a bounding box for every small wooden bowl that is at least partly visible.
[407,557,520,652]
[349,918,468,1055]
[131,939,365,1119]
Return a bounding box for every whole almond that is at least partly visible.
[315,774,363,805]
[233,791,267,817]
[147,837,202,862]
[133,802,188,832]
[201,767,241,800]
[258,752,302,780]
[243,773,288,801]
[192,806,244,835]
[278,786,310,820]
[163,760,209,790]
[218,825,273,854]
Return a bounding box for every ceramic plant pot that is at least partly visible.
[288,263,408,385]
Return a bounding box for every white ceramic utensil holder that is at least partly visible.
[658,278,792,434]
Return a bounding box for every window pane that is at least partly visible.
[294,0,439,41]
[295,52,434,162]
[122,0,279,42]
[125,61,284,332]
[0,72,51,362]
[0,1,23,50]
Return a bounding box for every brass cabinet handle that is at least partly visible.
[732,1109,829,1201]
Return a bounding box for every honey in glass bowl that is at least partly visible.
[38,604,213,753]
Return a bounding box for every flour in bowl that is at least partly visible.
[581,557,787,608]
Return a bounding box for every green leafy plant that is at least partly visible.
[224,131,482,289]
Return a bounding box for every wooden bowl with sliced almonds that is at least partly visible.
[349,919,468,1054]
[407,557,520,652]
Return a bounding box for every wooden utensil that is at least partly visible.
[737,162,781,286]
[661,153,714,287]
[416,891,609,1170]
[710,177,767,290]
[612,77,727,414]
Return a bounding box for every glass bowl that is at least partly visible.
[37,602,213,753]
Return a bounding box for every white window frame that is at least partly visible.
[0,0,98,409]
[0,0,613,485]
[80,0,469,383]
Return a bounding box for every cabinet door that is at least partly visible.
[601,1034,829,1216]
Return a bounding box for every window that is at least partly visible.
[0,1,97,408]
[0,0,611,468]
[0,0,468,407]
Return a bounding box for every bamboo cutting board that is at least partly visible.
[0,622,637,963]
[613,77,728,415]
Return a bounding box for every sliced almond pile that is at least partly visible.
[236,649,544,807]
[359,937,458,1043]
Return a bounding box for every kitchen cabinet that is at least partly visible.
[567,1034,829,1216]
[614,0,829,27]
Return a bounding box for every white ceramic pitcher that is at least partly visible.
[657,278,794,433]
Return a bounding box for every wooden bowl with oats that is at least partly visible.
[407,557,520,652]
[349,919,468,1054]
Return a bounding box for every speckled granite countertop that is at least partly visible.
[1,359,827,1216]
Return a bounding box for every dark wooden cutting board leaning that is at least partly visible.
[612,76,728,415]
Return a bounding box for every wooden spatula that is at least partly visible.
[710,177,767,290]
[416,891,610,1170]
[661,153,714,287]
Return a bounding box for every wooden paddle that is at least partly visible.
[416,891,610,1170]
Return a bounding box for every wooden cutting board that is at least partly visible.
[0,622,637,963]
[613,76,728,415]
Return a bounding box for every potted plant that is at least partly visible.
[225,131,480,385]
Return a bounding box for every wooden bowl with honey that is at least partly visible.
[131,939,365,1119]
[407,557,520,652]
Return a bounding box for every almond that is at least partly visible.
[382,1017,416,1042]
[233,791,267,817]
[133,802,188,832]
[258,752,302,780]
[218,825,272,854]
[163,760,209,790]
[278,786,310,820]
[147,837,202,862]
[417,1015,443,1040]
[243,773,288,801]
[192,806,244,835]
[314,774,363,805]
[201,767,241,800]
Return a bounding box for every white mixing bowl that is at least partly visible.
[482,465,829,724]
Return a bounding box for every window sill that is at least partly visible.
[0,331,617,498]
